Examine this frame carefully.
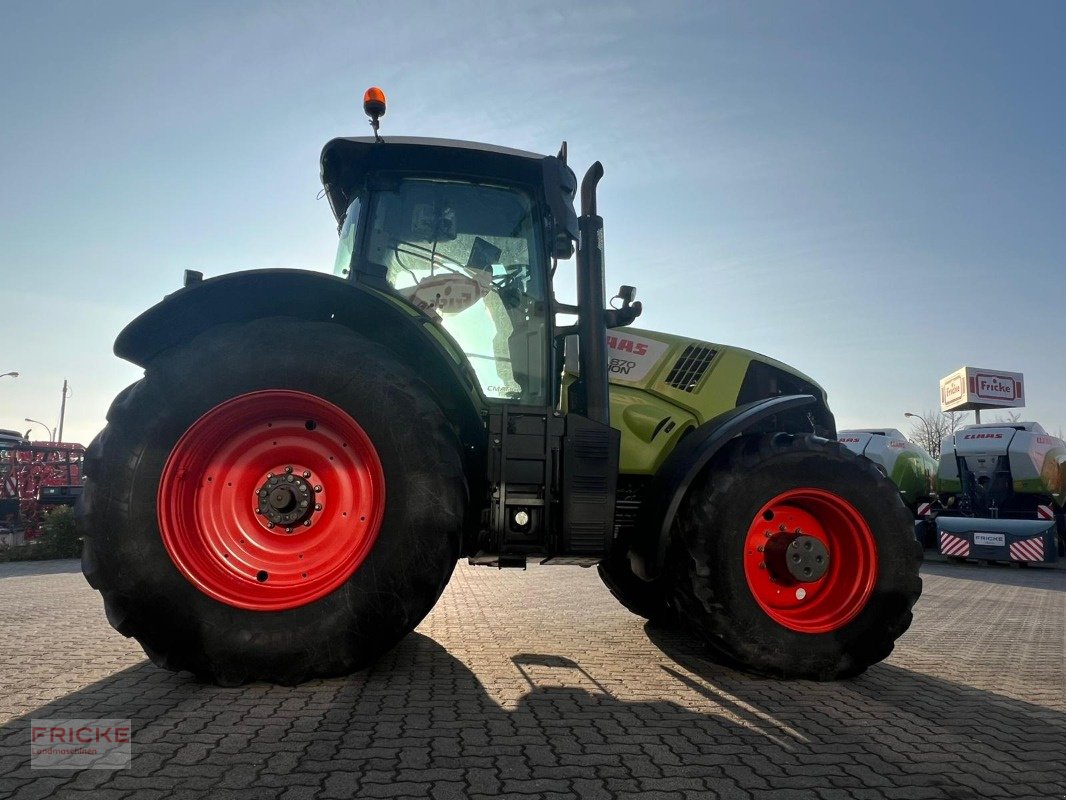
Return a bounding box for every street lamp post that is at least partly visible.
[24,418,55,443]
[904,411,939,458]
[57,379,70,444]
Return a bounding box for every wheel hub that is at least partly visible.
[256,467,322,530]
[765,533,830,583]
[157,390,385,611]
[743,488,878,634]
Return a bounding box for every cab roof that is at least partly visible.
[320,136,556,227]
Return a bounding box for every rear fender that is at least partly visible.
[115,268,485,448]
[629,394,819,580]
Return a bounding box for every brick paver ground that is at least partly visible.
[0,558,1064,799]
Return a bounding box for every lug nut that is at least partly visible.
[267,522,275,529]
[303,520,312,527]
[285,526,293,533]
[285,466,293,474]
[314,503,322,511]
[314,485,322,493]
[302,471,311,478]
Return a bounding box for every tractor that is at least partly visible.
[78,89,921,685]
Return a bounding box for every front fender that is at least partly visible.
[629,394,819,580]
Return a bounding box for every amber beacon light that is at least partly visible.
[363,87,387,140]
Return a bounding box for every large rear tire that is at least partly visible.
[669,433,922,680]
[78,318,465,685]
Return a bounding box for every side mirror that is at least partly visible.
[552,232,574,260]
[605,285,642,329]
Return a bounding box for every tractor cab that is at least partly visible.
[321,118,624,565]
[327,150,555,404]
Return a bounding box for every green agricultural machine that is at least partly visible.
[79,89,921,685]
[836,429,938,514]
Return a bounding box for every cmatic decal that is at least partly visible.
[1009,537,1045,562]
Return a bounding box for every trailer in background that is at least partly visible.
[932,422,1064,565]
[837,429,938,514]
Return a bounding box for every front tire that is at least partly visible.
[669,433,922,680]
[78,318,465,685]
[598,546,676,627]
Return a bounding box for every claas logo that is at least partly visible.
[607,336,648,356]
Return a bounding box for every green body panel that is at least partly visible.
[1018,445,1066,502]
[570,327,827,475]
[889,450,938,507]
[609,385,698,475]
[937,475,963,494]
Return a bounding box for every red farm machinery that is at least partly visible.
[0,429,85,544]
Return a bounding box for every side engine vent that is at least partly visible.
[664,345,717,392]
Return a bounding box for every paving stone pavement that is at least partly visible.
[0,558,1064,800]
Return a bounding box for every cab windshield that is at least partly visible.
[334,178,548,403]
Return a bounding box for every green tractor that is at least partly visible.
[78,89,921,685]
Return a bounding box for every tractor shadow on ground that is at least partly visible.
[3,632,1065,799]
[921,559,1066,592]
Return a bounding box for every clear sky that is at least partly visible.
[1,1,1064,446]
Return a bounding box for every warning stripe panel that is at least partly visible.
[917,502,932,518]
[1036,505,1054,521]
[939,532,970,557]
[1009,537,1045,562]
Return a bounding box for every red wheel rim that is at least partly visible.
[158,390,385,611]
[743,488,877,633]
